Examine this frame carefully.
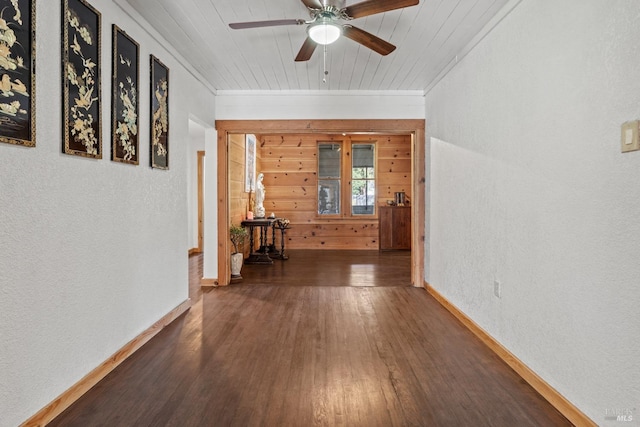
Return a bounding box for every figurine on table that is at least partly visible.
[255,172,266,218]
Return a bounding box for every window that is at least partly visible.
[318,143,341,215]
[351,144,375,215]
[317,141,376,217]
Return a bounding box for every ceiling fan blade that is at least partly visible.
[300,0,323,9]
[229,19,305,30]
[342,25,396,56]
[345,0,419,19]
[295,37,317,62]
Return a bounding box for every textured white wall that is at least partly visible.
[425,0,640,423]
[202,128,218,281]
[0,1,215,425]
[215,90,425,120]
[187,120,205,250]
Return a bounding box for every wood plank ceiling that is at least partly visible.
[122,0,511,92]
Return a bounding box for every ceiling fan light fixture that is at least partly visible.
[308,21,341,45]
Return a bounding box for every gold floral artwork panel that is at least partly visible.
[150,55,169,169]
[0,0,35,147]
[111,25,139,165]
[62,0,101,158]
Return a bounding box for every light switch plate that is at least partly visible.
[621,120,640,153]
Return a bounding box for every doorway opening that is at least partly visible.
[216,120,425,287]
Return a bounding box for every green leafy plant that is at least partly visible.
[230,224,248,254]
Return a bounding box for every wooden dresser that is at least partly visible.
[379,206,411,250]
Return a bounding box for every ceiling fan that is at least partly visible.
[228,0,420,62]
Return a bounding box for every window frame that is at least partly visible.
[316,140,378,219]
[350,142,376,216]
[317,141,343,218]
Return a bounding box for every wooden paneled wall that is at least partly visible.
[254,133,411,250]
[229,134,261,256]
[376,136,413,206]
[229,133,248,226]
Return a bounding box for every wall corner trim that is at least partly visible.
[21,299,192,427]
[425,283,596,427]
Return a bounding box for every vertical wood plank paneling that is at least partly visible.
[229,133,248,225]
[254,133,411,250]
[229,133,263,258]
[376,135,412,206]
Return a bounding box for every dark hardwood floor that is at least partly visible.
[50,250,571,426]
[240,250,412,287]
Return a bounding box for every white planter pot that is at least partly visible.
[230,252,244,280]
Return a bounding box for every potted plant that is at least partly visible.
[230,224,248,281]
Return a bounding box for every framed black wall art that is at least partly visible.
[111,25,139,165]
[150,55,169,169]
[62,0,101,158]
[0,0,36,147]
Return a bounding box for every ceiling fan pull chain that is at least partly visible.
[323,44,328,84]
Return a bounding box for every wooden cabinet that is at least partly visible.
[379,206,411,250]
